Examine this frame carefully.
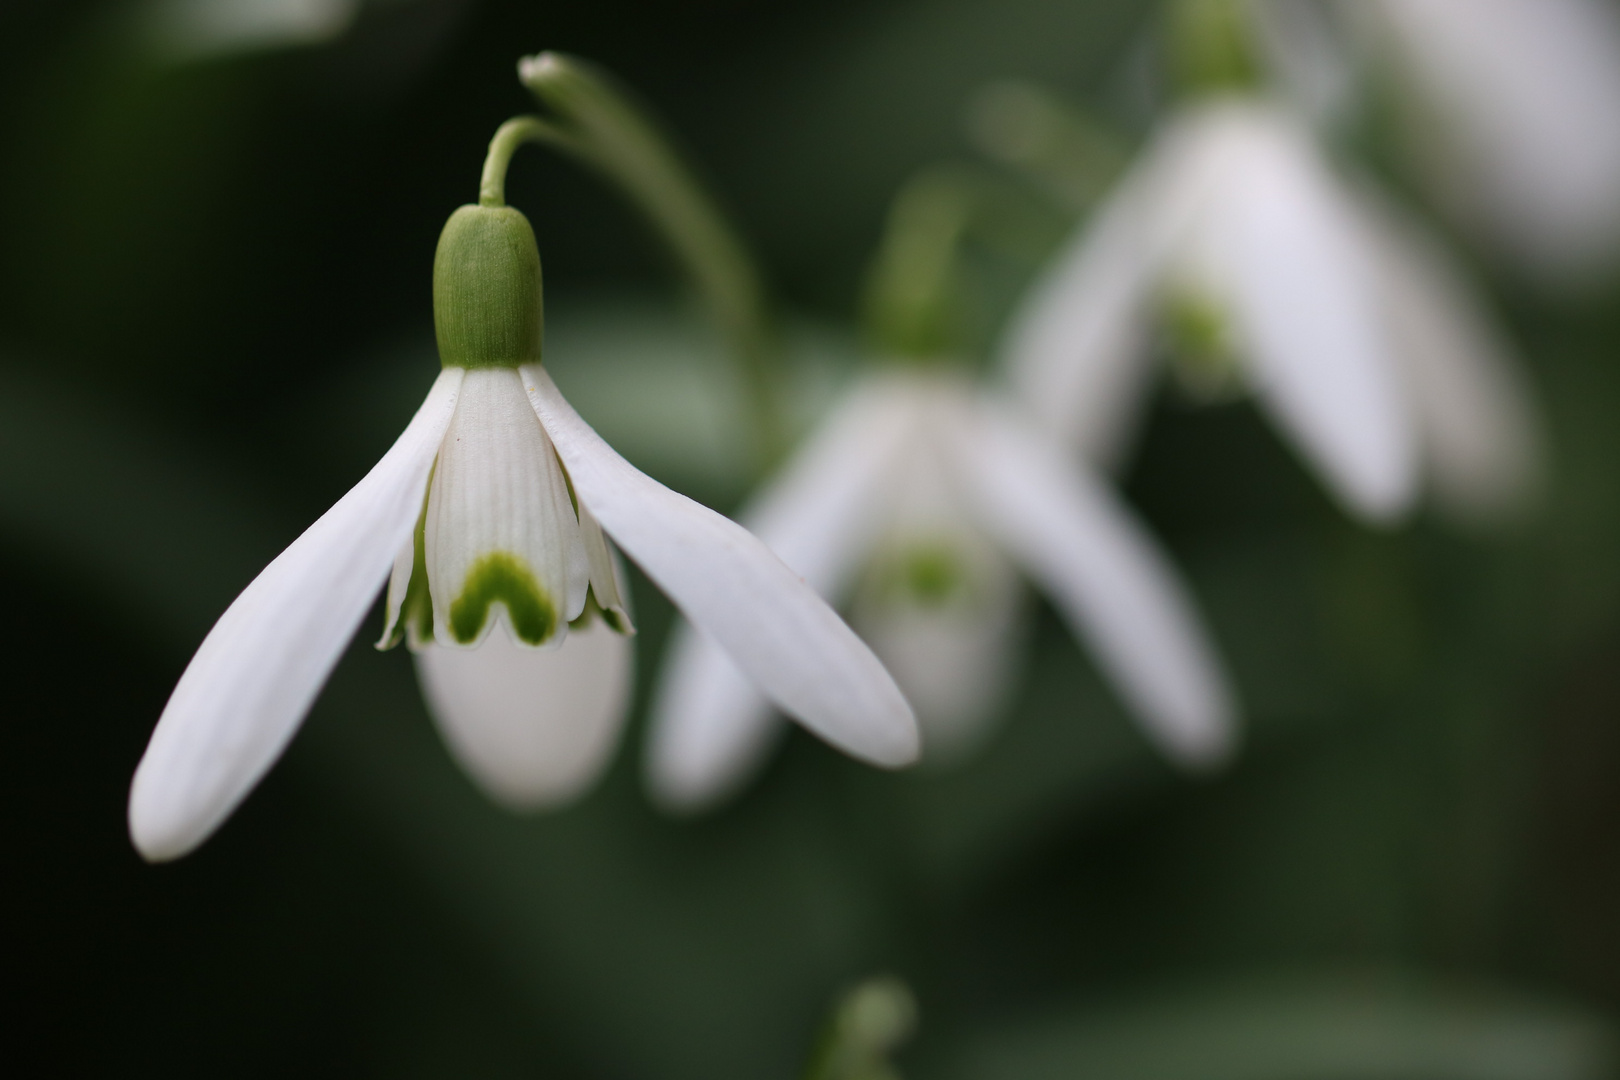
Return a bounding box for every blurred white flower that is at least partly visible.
[1002,98,1540,525]
[647,367,1236,811]
[140,0,360,60]
[1340,0,1620,282]
[128,363,918,861]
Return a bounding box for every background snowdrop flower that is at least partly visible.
[1002,95,1539,527]
[139,0,361,61]
[1341,0,1620,284]
[127,155,918,861]
[648,365,1237,810]
[1349,190,1544,522]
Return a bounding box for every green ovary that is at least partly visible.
[870,542,966,608]
[448,551,557,645]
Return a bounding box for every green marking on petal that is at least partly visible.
[904,545,964,606]
[870,541,968,608]
[448,551,557,645]
[569,587,635,635]
[1162,289,1244,402]
[402,509,435,645]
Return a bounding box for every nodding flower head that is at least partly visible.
[128,176,916,863]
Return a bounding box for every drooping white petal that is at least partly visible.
[523,365,918,769]
[414,619,633,810]
[425,367,584,649]
[646,622,791,810]
[1196,104,1417,523]
[128,366,465,862]
[645,375,917,808]
[1356,192,1543,521]
[1360,0,1620,279]
[850,378,1029,760]
[948,397,1237,768]
[1000,107,1228,465]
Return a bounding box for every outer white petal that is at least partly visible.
[645,623,791,811]
[646,376,916,808]
[999,108,1226,464]
[128,366,465,861]
[425,367,583,648]
[523,365,918,769]
[1356,192,1543,521]
[414,619,633,810]
[948,397,1237,768]
[1362,0,1620,279]
[1199,104,1417,522]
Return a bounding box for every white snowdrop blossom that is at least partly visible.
[128,204,917,862]
[648,367,1236,810]
[1002,97,1540,525]
[1341,0,1620,282]
[141,0,360,61]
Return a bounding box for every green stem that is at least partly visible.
[863,166,978,361]
[1167,0,1265,96]
[477,116,582,208]
[516,51,785,470]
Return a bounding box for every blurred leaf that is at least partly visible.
[937,970,1616,1080]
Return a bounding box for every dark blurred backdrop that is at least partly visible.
[7,1,1620,1077]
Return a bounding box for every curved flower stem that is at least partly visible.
[478,116,584,208]
[513,51,786,470]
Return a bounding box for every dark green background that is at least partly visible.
[5,0,1620,1076]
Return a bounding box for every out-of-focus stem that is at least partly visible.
[801,976,917,1080]
[517,51,785,469]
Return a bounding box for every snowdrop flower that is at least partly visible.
[1339,0,1620,282]
[129,188,917,861]
[648,365,1237,810]
[140,0,361,61]
[1002,96,1540,525]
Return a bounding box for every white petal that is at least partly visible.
[577,500,631,629]
[1364,0,1620,279]
[425,367,583,649]
[376,535,416,648]
[852,547,1027,764]
[128,366,465,861]
[143,0,359,62]
[948,397,1238,768]
[1357,192,1543,521]
[644,376,916,807]
[523,365,918,768]
[645,621,790,811]
[414,619,633,810]
[1199,104,1417,522]
[999,108,1226,465]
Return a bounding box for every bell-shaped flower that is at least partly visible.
[1001,97,1540,525]
[1340,0,1620,282]
[647,365,1237,810]
[128,202,917,862]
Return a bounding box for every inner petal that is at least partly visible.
[424,367,584,648]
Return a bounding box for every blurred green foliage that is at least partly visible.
[6,1,1620,1077]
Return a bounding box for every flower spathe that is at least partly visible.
[128,203,917,862]
[647,367,1237,810]
[1001,97,1540,525]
